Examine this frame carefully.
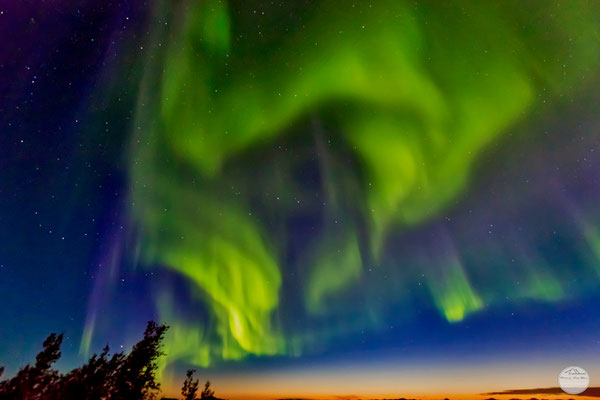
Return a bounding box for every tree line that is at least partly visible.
[0,322,218,400]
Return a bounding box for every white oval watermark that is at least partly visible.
[558,366,590,395]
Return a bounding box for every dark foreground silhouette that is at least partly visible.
[0,322,219,400]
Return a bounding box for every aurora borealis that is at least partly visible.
[2,0,600,398]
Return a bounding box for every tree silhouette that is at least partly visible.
[35,333,63,371]
[201,380,215,399]
[0,332,63,400]
[112,321,168,400]
[181,369,199,400]
[59,345,125,400]
[0,321,169,400]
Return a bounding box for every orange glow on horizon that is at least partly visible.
[157,355,600,400]
[158,387,600,400]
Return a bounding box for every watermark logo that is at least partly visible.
[558,366,590,395]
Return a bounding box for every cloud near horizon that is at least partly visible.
[485,387,600,398]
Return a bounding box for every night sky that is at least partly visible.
[1,1,600,398]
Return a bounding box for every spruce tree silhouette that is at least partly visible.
[181,369,199,400]
[201,380,215,399]
[112,321,168,400]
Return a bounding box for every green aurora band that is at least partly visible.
[105,0,600,373]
